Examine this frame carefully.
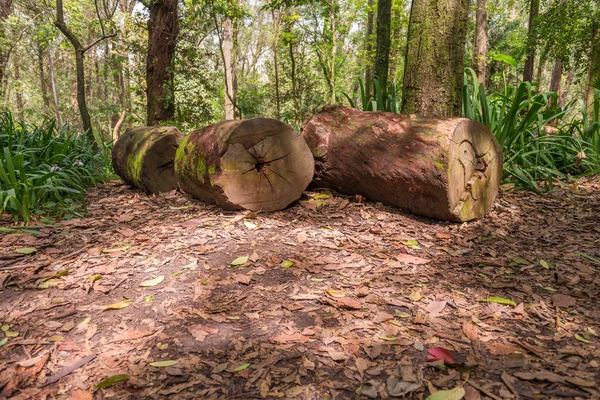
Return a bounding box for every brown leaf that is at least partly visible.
[188,325,218,342]
[116,214,134,223]
[395,253,431,265]
[487,342,520,356]
[235,274,251,285]
[372,312,394,323]
[551,294,576,308]
[271,332,310,344]
[110,329,154,343]
[68,390,93,400]
[425,300,447,316]
[335,297,362,310]
[462,320,478,341]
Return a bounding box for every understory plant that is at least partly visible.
[342,78,400,113]
[0,113,112,223]
[463,67,600,191]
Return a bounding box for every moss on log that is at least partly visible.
[175,118,314,212]
[301,105,502,221]
[112,126,183,194]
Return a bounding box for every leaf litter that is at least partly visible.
[0,177,599,398]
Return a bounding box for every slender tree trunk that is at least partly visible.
[401,0,470,117]
[14,54,23,121]
[375,0,392,97]
[37,43,50,109]
[472,0,487,84]
[549,60,562,108]
[289,41,299,122]
[586,19,600,112]
[272,9,281,120]
[146,0,179,125]
[558,68,573,108]
[329,0,336,104]
[364,0,375,101]
[535,46,547,85]
[48,49,61,128]
[523,0,539,83]
[223,15,235,119]
[232,17,239,118]
[0,0,12,93]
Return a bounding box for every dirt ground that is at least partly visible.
[0,176,599,399]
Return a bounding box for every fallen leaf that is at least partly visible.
[188,325,218,342]
[326,289,345,298]
[140,275,165,287]
[551,294,576,308]
[335,297,362,310]
[396,253,430,264]
[233,363,250,372]
[477,296,516,307]
[95,374,130,389]
[427,347,456,364]
[425,387,465,400]
[403,240,421,249]
[235,274,251,285]
[149,360,178,367]
[271,332,310,343]
[230,255,249,266]
[297,232,307,243]
[425,300,447,316]
[102,298,133,311]
[15,247,37,255]
[117,214,134,222]
[69,390,93,400]
[462,321,478,341]
[244,220,257,229]
[373,312,394,323]
[409,291,423,302]
[281,260,294,269]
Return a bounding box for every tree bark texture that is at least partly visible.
[223,16,235,120]
[473,0,487,84]
[146,0,179,125]
[0,0,12,92]
[375,0,392,94]
[549,59,562,108]
[401,0,470,117]
[175,118,314,212]
[112,126,183,194]
[364,0,375,101]
[523,0,539,83]
[586,18,600,112]
[301,106,502,221]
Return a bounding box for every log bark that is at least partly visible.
[301,106,502,221]
[175,118,314,212]
[112,126,183,194]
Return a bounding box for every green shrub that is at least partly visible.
[0,112,112,223]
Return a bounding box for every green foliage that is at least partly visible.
[463,68,600,191]
[342,78,400,113]
[0,113,111,223]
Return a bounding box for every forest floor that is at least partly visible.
[0,176,599,400]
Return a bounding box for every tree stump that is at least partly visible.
[175,118,314,212]
[301,106,502,221]
[112,126,183,194]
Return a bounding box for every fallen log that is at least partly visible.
[301,106,502,221]
[175,118,314,212]
[112,126,183,194]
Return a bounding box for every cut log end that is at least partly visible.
[176,118,314,212]
[448,120,503,221]
[112,126,183,194]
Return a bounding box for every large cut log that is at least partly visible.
[112,126,183,194]
[175,118,314,212]
[301,106,502,221]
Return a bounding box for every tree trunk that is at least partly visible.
[586,18,600,112]
[74,49,93,138]
[329,0,336,104]
[0,0,12,93]
[272,9,281,120]
[146,0,179,125]
[175,118,314,212]
[37,43,50,110]
[302,106,502,221]
[558,68,574,108]
[364,0,375,101]
[289,41,299,121]
[112,126,183,193]
[223,15,235,119]
[472,0,487,84]
[375,0,392,96]
[401,0,470,117]
[523,0,539,83]
[48,49,61,128]
[549,60,562,108]
[14,54,23,121]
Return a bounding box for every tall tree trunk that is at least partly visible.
[523,0,539,83]
[289,40,299,122]
[37,43,50,109]
[375,0,392,97]
[401,0,470,117]
[329,0,336,104]
[223,15,235,119]
[364,0,375,101]
[558,68,574,108]
[549,60,562,108]
[0,0,12,93]
[586,18,600,112]
[472,0,487,84]
[535,46,547,85]
[48,49,61,128]
[14,53,23,121]
[146,0,179,125]
[272,9,281,120]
